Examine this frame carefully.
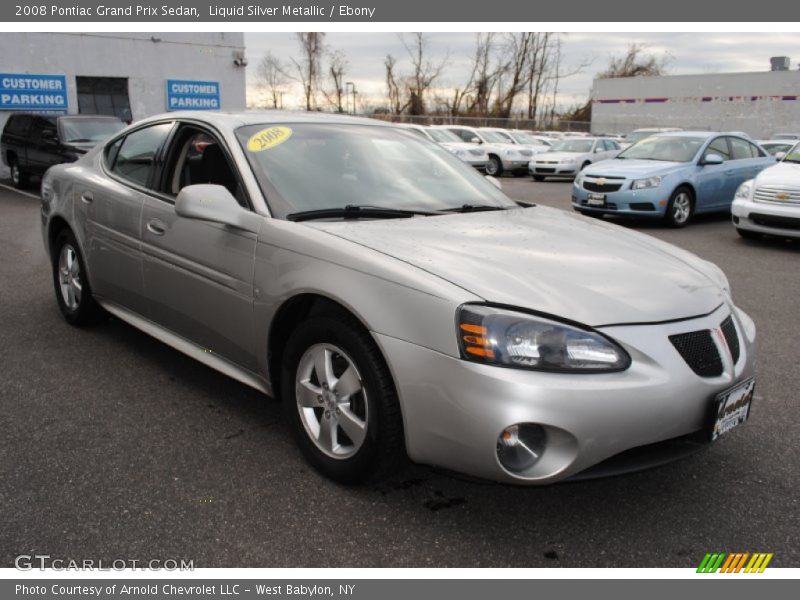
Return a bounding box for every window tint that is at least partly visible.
[105,137,123,168]
[5,115,30,136]
[449,128,473,143]
[111,123,172,187]
[729,137,757,160]
[705,137,731,161]
[29,117,57,139]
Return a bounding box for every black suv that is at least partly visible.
[2,113,125,188]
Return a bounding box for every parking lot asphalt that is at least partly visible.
[1,177,798,568]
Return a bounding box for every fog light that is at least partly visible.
[497,424,547,473]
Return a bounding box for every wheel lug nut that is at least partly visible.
[324,410,330,418]
[317,395,323,403]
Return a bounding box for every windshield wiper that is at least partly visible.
[441,204,510,213]
[287,204,439,222]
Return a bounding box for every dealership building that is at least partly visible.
[0,32,247,175]
[591,59,800,137]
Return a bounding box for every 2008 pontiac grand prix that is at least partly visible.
[40,112,756,484]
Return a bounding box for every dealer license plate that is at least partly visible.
[711,378,755,441]
[587,192,606,206]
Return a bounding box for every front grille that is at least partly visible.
[537,160,559,165]
[583,181,623,193]
[669,330,723,377]
[579,200,618,210]
[720,316,740,364]
[754,185,800,205]
[536,168,556,173]
[750,212,800,230]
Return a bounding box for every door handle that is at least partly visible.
[80,191,93,204]
[146,219,166,236]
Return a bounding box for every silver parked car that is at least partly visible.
[529,137,621,180]
[438,125,531,176]
[41,112,757,485]
[395,123,490,171]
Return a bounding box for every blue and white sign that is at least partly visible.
[166,80,221,111]
[0,73,68,111]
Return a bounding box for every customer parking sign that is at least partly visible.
[0,73,68,111]
[166,80,220,111]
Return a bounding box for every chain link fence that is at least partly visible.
[365,113,591,133]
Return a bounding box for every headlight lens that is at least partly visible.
[457,305,630,372]
[631,176,662,190]
[735,179,753,200]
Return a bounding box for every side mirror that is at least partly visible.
[42,128,58,143]
[175,184,262,233]
[470,137,482,144]
[485,175,502,190]
[702,153,724,166]
[775,152,787,160]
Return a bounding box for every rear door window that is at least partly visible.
[705,137,731,161]
[729,137,758,160]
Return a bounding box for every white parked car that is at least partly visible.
[491,128,552,155]
[396,124,490,171]
[732,142,800,240]
[620,127,682,149]
[440,125,530,176]
[758,139,797,157]
[528,137,621,181]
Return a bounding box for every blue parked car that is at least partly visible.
[572,132,775,226]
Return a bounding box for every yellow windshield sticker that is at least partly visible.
[247,126,292,152]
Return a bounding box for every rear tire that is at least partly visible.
[281,314,405,484]
[9,157,29,189]
[664,186,694,228]
[51,229,105,326]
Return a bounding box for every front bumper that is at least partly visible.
[375,303,755,485]
[571,180,669,217]
[732,197,800,239]
[502,159,530,171]
[530,162,580,177]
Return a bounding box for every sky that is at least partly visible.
[244,32,800,112]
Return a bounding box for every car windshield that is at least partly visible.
[480,130,513,143]
[427,128,462,143]
[781,143,800,164]
[237,123,515,219]
[624,131,656,144]
[550,139,594,153]
[762,142,794,156]
[617,136,704,162]
[510,131,539,144]
[60,117,125,144]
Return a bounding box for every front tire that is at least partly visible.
[486,155,504,177]
[51,229,105,326]
[9,157,29,189]
[281,314,405,484]
[664,186,694,228]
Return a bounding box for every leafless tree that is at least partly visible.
[598,43,670,79]
[255,51,289,109]
[291,32,326,111]
[400,33,449,115]
[322,49,349,113]
[384,54,407,115]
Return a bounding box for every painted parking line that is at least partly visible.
[0,182,39,200]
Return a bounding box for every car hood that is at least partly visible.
[583,159,684,178]
[534,151,592,162]
[310,206,726,326]
[441,142,485,153]
[753,160,800,185]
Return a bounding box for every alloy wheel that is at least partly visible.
[58,243,82,311]
[672,192,692,224]
[11,163,20,186]
[295,343,368,459]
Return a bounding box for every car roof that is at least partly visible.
[134,110,394,130]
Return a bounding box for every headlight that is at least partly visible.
[735,179,753,200]
[574,172,585,186]
[631,176,662,190]
[562,157,577,164]
[457,305,630,373]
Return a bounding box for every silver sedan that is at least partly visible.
[41,111,757,485]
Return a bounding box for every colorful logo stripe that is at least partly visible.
[697,552,773,573]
